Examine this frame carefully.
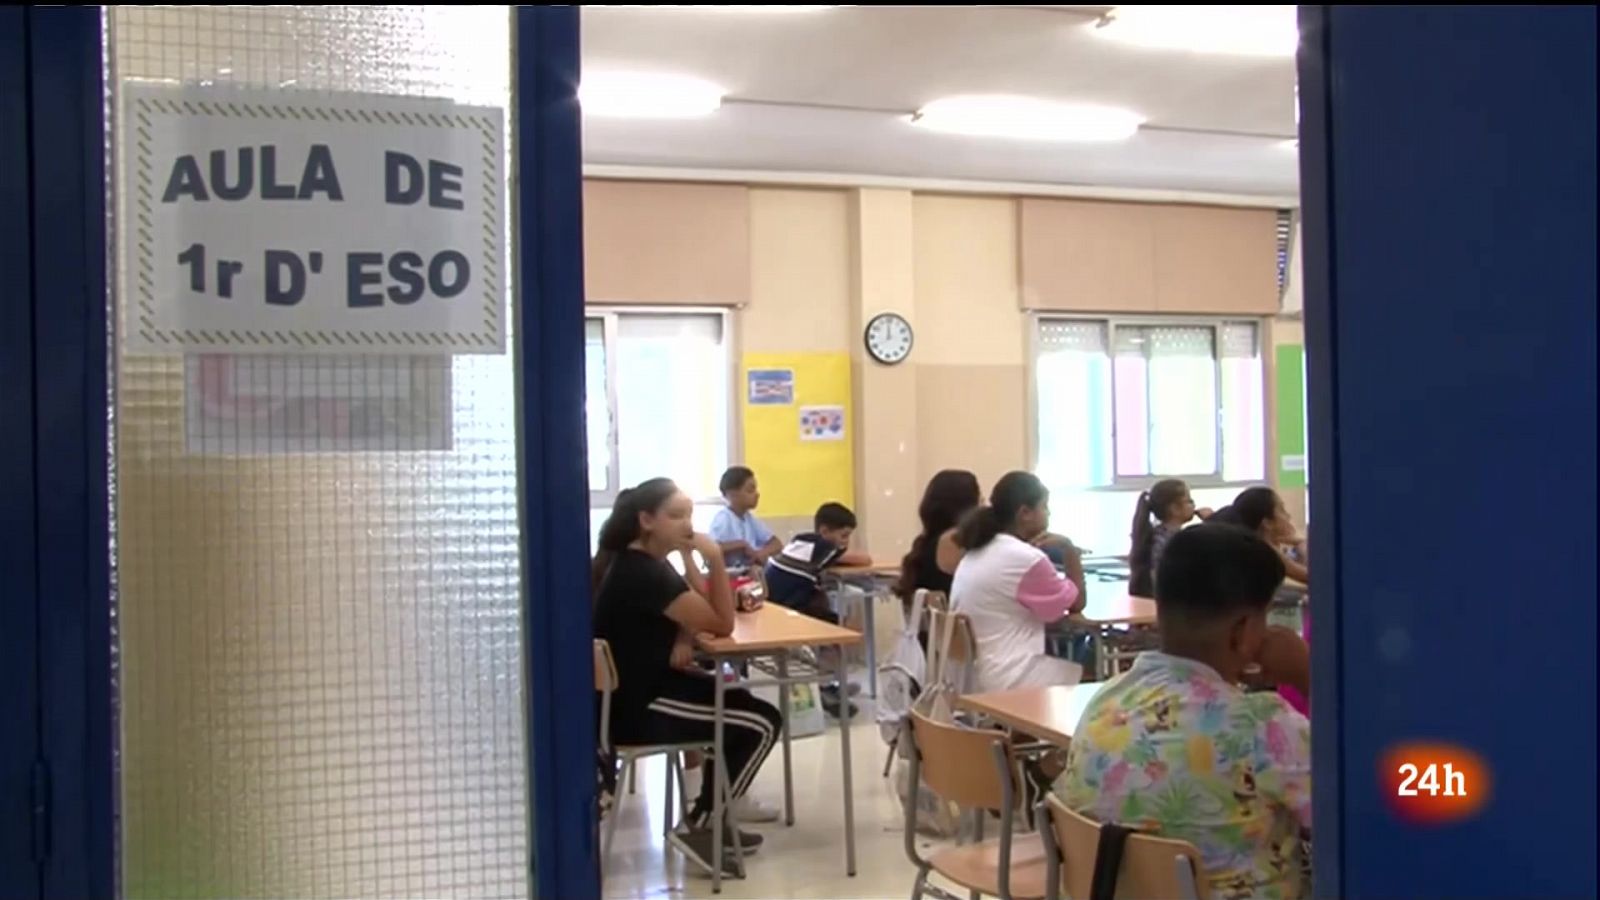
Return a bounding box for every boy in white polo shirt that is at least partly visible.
[709,466,782,572]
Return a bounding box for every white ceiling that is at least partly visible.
[580,5,1300,198]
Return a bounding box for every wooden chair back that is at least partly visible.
[593,639,619,693]
[909,707,1014,811]
[1043,793,1209,900]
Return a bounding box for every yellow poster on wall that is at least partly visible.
[740,352,854,519]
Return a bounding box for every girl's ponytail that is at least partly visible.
[953,506,1002,552]
[1128,490,1157,597]
[591,488,640,598]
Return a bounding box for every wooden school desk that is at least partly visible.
[697,605,864,891]
[956,682,1111,748]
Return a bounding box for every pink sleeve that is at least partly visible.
[1015,557,1078,623]
[1278,615,1310,715]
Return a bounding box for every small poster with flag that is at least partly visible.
[747,368,795,406]
[798,405,846,442]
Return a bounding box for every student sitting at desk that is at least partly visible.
[1059,524,1312,900]
[948,471,1084,694]
[765,502,871,718]
[1209,486,1309,585]
[709,466,782,571]
[592,478,781,875]
[1129,478,1214,598]
[896,469,982,607]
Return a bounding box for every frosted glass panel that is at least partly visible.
[1035,320,1113,490]
[614,313,729,500]
[1219,322,1266,482]
[585,318,611,494]
[109,6,526,898]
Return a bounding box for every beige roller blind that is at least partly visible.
[583,180,751,306]
[1018,198,1279,315]
[1019,198,1157,312]
[1153,204,1279,314]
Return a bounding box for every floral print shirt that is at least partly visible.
[1057,651,1312,899]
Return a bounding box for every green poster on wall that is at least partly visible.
[1276,344,1307,487]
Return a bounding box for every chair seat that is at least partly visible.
[928,832,1050,900]
[614,741,713,755]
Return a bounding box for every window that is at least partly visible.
[1033,316,1265,490]
[585,309,732,505]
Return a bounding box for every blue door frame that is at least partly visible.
[1,6,44,897]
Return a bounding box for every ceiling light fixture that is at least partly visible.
[910,95,1145,143]
[617,4,837,11]
[579,71,724,119]
[1092,5,1299,58]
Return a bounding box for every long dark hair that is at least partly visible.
[955,471,1048,552]
[1129,478,1189,597]
[591,477,679,597]
[895,469,982,598]
[1209,486,1279,535]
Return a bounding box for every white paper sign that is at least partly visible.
[122,84,505,354]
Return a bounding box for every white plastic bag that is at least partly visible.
[876,589,930,744]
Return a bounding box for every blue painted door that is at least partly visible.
[1300,5,1596,896]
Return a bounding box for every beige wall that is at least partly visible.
[914,194,1029,494]
[585,179,1289,556]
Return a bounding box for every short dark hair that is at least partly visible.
[814,502,857,532]
[1209,486,1279,533]
[1155,523,1285,629]
[719,466,755,495]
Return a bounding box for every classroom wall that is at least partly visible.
[584,178,1291,559]
[913,194,1029,494]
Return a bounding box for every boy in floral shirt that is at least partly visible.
[1058,524,1312,899]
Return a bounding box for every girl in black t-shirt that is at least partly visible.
[592,478,782,875]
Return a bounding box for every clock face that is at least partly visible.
[865,312,914,365]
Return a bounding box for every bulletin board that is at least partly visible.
[1276,343,1308,488]
[741,352,854,518]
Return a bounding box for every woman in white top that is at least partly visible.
[949,471,1085,693]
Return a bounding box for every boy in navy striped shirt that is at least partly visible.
[764,502,871,717]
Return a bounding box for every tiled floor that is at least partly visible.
[601,697,959,900]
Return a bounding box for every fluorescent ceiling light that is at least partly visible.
[579,72,724,119]
[911,95,1144,143]
[1093,5,1299,58]
[613,4,836,10]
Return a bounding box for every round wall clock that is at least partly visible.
[864,312,914,365]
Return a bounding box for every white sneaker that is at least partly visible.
[733,796,781,823]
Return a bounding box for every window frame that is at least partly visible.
[584,305,736,507]
[1027,312,1269,491]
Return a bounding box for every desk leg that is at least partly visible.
[712,661,727,893]
[1092,630,1107,681]
[864,589,878,698]
[777,653,795,826]
[837,643,857,877]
